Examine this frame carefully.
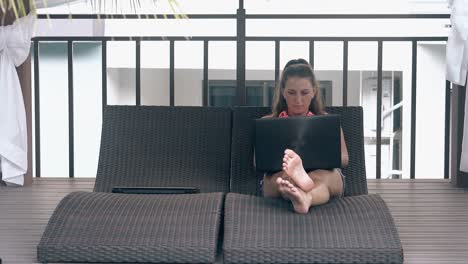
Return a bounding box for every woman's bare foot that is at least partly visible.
[276,177,312,214]
[282,149,315,192]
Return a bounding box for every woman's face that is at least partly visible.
[282,77,316,116]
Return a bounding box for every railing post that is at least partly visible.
[275,40,280,86]
[67,41,74,178]
[410,41,417,179]
[376,41,383,179]
[342,40,348,107]
[203,40,209,106]
[236,0,246,106]
[451,82,468,187]
[445,81,451,179]
[170,40,175,106]
[309,41,315,69]
[102,40,107,115]
[136,40,141,106]
[33,41,41,179]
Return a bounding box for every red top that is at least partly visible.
[278,111,314,118]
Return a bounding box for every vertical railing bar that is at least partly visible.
[102,40,107,115]
[170,40,175,106]
[410,40,417,179]
[67,41,74,178]
[236,4,246,105]
[136,40,141,106]
[203,40,209,106]
[444,80,451,179]
[275,40,280,86]
[343,40,348,106]
[376,40,383,179]
[309,41,314,69]
[33,40,41,178]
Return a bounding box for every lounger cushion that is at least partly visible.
[223,193,403,264]
[38,191,224,263]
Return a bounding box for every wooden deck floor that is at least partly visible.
[1,178,468,264]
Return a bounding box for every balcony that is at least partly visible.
[1,0,468,263]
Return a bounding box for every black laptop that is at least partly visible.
[254,114,341,173]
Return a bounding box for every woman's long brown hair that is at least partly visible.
[271,59,325,117]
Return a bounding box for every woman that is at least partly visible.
[261,58,349,214]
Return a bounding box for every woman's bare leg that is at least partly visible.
[308,169,344,198]
[278,169,344,214]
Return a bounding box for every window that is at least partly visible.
[207,80,275,107]
[207,80,332,107]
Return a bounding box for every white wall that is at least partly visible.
[415,44,446,179]
[35,19,104,36]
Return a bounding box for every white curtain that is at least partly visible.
[446,0,468,172]
[0,13,35,186]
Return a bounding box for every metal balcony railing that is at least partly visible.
[32,2,450,180]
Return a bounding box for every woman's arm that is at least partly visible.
[340,127,349,168]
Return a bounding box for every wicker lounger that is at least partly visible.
[38,191,224,263]
[38,106,232,263]
[224,106,404,264]
[38,106,403,264]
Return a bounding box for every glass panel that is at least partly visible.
[141,41,170,106]
[348,42,378,179]
[380,42,411,179]
[38,42,69,177]
[175,41,203,106]
[414,43,446,179]
[361,70,394,179]
[107,41,136,105]
[314,42,343,106]
[73,42,102,178]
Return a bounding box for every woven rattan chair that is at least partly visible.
[224,106,404,264]
[37,106,231,263]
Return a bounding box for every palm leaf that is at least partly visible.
[0,0,185,20]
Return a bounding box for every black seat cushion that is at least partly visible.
[223,193,403,264]
[38,191,224,263]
